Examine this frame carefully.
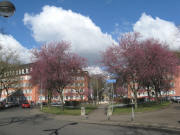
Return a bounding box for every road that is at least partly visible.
[0,107,179,135]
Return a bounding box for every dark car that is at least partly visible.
[42,102,47,106]
[0,102,5,109]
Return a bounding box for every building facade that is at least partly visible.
[127,68,180,101]
[0,64,90,104]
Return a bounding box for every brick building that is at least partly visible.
[0,64,90,104]
[127,67,180,101]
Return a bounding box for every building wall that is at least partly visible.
[173,67,180,96]
[63,71,89,102]
[127,67,180,100]
[0,64,90,104]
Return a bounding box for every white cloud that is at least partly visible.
[84,66,108,76]
[133,13,180,50]
[23,5,115,65]
[0,33,32,63]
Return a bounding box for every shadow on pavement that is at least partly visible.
[0,114,51,126]
[173,106,180,110]
[43,122,78,135]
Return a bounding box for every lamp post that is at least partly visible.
[0,0,15,18]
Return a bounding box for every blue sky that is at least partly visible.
[0,0,180,65]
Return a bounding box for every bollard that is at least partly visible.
[81,107,87,119]
[107,106,112,120]
[40,103,43,111]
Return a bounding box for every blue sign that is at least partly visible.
[106,79,116,83]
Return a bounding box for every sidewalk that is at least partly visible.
[30,103,180,132]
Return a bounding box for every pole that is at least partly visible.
[131,104,134,121]
[131,98,135,121]
[40,76,43,110]
[112,83,114,112]
[96,78,99,104]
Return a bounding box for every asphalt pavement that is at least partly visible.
[0,106,180,135]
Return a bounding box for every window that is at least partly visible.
[19,69,21,75]
[80,95,84,100]
[9,71,12,76]
[27,96,32,100]
[16,70,18,75]
[20,76,24,80]
[23,90,26,94]
[22,69,25,74]
[12,71,15,76]
[24,75,31,80]
[80,83,84,87]
[80,89,84,93]
[170,82,175,87]
[27,89,30,93]
[76,95,80,99]
[26,68,29,74]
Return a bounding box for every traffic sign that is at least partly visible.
[106,79,116,83]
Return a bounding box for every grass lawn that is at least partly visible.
[83,104,97,114]
[42,104,97,115]
[113,101,171,115]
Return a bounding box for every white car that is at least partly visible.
[50,102,62,107]
[4,102,13,108]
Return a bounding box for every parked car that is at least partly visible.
[42,102,47,106]
[4,102,14,108]
[22,103,30,108]
[0,102,5,109]
[50,102,62,107]
[171,96,180,103]
[14,102,20,107]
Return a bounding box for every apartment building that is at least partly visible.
[0,64,90,104]
[128,77,180,101]
[0,64,35,103]
[63,71,89,102]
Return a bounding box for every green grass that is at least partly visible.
[42,104,97,115]
[83,104,97,114]
[113,101,171,115]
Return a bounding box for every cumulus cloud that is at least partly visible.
[84,66,108,76]
[133,13,180,50]
[23,5,115,65]
[0,33,32,63]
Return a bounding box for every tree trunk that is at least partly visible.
[6,89,9,103]
[133,90,138,109]
[47,90,52,105]
[134,97,138,109]
[60,93,64,111]
[0,90,2,99]
[155,90,160,103]
[147,90,151,102]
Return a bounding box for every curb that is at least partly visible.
[65,119,180,133]
[31,107,180,133]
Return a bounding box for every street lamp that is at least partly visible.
[0,0,15,18]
